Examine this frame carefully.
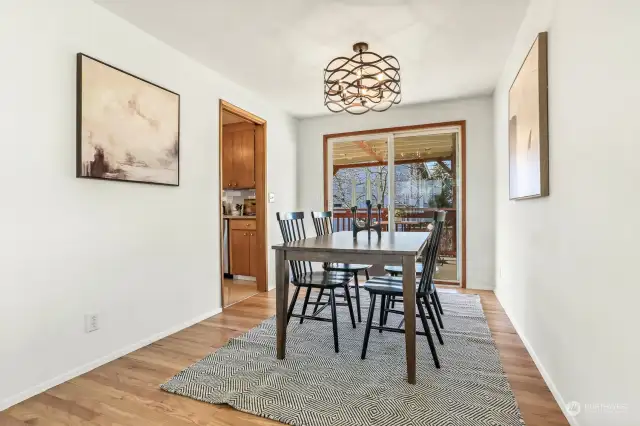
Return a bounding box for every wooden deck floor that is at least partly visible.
[0,287,568,425]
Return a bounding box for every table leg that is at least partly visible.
[276,250,289,359]
[402,255,417,384]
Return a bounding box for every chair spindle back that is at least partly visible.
[417,210,446,294]
[276,212,312,280]
[311,211,333,236]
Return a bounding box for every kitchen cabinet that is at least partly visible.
[230,230,251,276]
[222,122,255,189]
[229,220,258,277]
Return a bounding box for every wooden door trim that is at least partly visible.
[223,122,256,132]
[221,100,266,125]
[322,120,467,288]
[219,100,268,309]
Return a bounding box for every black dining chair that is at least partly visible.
[311,211,372,322]
[383,265,445,329]
[383,225,445,329]
[360,211,447,368]
[276,212,356,353]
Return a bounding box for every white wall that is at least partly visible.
[493,1,640,425]
[0,0,297,409]
[297,97,495,289]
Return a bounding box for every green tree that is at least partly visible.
[427,162,454,208]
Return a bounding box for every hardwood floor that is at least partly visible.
[0,287,568,425]
[222,278,259,307]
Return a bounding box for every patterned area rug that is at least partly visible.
[161,291,524,426]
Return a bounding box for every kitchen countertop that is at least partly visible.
[223,215,256,219]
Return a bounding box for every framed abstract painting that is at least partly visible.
[76,53,180,186]
[508,32,549,200]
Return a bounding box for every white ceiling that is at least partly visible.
[94,0,529,118]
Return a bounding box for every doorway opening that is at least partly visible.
[219,100,268,307]
[323,121,466,287]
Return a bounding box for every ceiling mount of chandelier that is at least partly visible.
[324,42,401,115]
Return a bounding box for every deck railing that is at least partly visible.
[332,207,457,257]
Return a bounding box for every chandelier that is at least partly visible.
[324,42,401,115]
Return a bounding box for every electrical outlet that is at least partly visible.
[85,314,99,333]
[268,192,275,203]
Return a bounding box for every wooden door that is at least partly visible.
[230,230,251,276]
[221,127,235,189]
[234,125,255,188]
[249,231,257,277]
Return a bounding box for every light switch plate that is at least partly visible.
[268,193,275,203]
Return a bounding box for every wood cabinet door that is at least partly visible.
[234,126,255,189]
[221,127,235,189]
[230,230,251,276]
[249,231,258,278]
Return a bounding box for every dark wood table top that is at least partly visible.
[272,231,430,256]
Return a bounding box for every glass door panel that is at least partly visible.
[331,137,388,231]
[393,132,459,282]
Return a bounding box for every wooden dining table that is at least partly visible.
[272,230,430,384]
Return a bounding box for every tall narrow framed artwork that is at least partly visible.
[509,32,549,200]
[76,53,180,186]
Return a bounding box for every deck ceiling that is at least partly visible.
[332,133,455,167]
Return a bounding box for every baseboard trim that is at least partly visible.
[494,289,578,426]
[0,307,223,412]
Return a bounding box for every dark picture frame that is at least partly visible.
[76,53,180,186]
[508,32,549,200]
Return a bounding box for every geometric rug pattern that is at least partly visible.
[161,291,525,425]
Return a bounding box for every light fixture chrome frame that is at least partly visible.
[324,42,401,115]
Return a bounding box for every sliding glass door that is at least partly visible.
[327,125,463,284]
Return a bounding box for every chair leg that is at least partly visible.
[430,293,444,329]
[365,269,370,280]
[386,277,396,309]
[383,295,391,325]
[329,289,339,353]
[299,286,312,324]
[424,296,444,345]
[417,299,440,368]
[287,286,301,325]
[343,284,356,328]
[313,288,324,314]
[433,287,444,315]
[361,293,377,359]
[353,273,362,322]
[378,294,386,333]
